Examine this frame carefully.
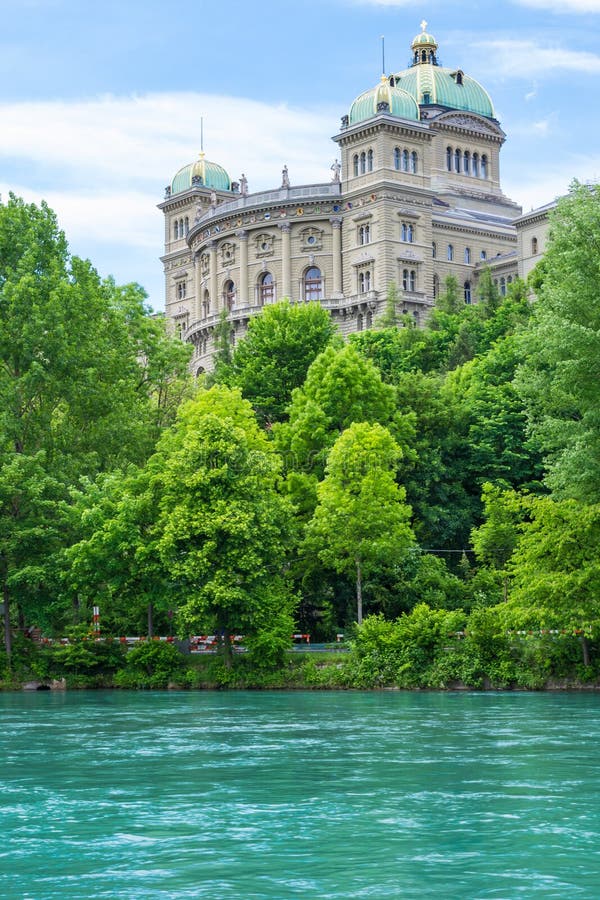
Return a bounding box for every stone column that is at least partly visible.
[279,222,292,300]
[208,241,218,312]
[236,229,249,306]
[330,217,343,297]
[194,250,202,321]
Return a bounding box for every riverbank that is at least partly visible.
[3,647,600,693]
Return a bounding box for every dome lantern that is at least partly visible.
[411,20,439,66]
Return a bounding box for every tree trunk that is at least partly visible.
[580,636,591,667]
[222,625,233,669]
[72,594,80,625]
[3,581,12,660]
[356,559,363,625]
[147,602,154,638]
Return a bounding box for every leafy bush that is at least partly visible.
[114,640,185,688]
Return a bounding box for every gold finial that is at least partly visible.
[420,19,427,32]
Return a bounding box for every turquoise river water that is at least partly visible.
[2,690,600,899]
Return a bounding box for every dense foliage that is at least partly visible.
[3,185,600,689]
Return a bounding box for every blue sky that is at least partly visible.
[1,0,599,310]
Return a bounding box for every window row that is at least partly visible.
[394,148,418,174]
[445,147,488,178]
[432,242,487,263]
[199,266,325,315]
[352,150,374,176]
[432,275,473,304]
[173,217,189,240]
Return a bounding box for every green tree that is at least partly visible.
[378,281,400,328]
[0,195,188,655]
[516,182,600,501]
[227,300,335,425]
[435,275,461,315]
[62,467,175,638]
[274,343,397,479]
[304,422,415,624]
[471,484,522,602]
[154,385,296,667]
[504,495,600,665]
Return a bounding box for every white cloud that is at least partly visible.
[0,91,339,307]
[513,0,600,12]
[0,92,337,191]
[532,119,550,135]
[504,154,600,212]
[477,39,600,77]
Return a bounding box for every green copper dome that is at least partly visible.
[349,76,420,125]
[392,25,495,119]
[170,153,231,195]
[393,64,495,118]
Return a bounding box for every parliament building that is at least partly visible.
[159,25,548,374]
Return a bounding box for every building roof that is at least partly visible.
[349,76,420,125]
[171,153,231,195]
[393,64,495,118]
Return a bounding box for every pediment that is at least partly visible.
[434,111,505,138]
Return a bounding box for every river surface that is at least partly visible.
[2,690,600,899]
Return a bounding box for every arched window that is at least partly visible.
[464,247,471,264]
[402,269,416,291]
[179,218,184,235]
[366,310,373,329]
[359,270,371,293]
[464,281,471,304]
[360,151,367,174]
[401,223,414,243]
[367,149,374,172]
[421,49,427,63]
[531,237,538,254]
[507,275,513,284]
[394,147,401,170]
[481,155,488,178]
[177,281,186,300]
[432,241,437,259]
[184,216,189,234]
[433,274,440,299]
[500,276,506,296]
[472,153,480,177]
[202,289,210,318]
[353,154,359,177]
[259,272,274,305]
[224,280,236,310]
[174,220,179,240]
[480,249,487,261]
[463,151,470,175]
[446,147,453,171]
[410,151,418,174]
[357,313,364,331]
[454,149,461,173]
[447,244,454,261]
[423,91,431,104]
[402,149,409,172]
[304,266,323,301]
[359,224,370,245]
